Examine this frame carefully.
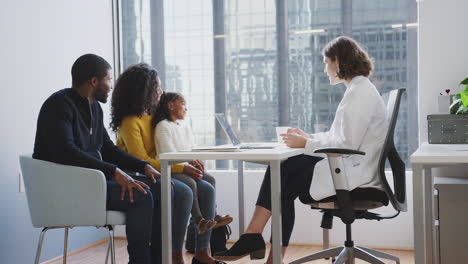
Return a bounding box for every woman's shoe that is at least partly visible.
[213,233,266,261]
[213,214,234,228]
[191,257,226,264]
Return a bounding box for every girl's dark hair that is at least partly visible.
[322,36,374,80]
[152,92,184,128]
[110,63,159,131]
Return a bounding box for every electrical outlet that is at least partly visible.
[18,171,25,193]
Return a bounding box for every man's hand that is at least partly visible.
[280,133,309,148]
[183,164,203,180]
[114,168,150,203]
[189,160,205,174]
[287,127,311,138]
[144,164,161,184]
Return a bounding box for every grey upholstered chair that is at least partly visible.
[291,88,407,264]
[19,155,125,264]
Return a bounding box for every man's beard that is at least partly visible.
[95,85,108,103]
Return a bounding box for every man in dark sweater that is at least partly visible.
[33,54,163,264]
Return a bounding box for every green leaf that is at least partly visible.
[461,90,468,107]
[461,77,468,85]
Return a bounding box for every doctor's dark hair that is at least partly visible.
[322,36,374,80]
[71,54,111,88]
[110,63,160,132]
[152,92,184,128]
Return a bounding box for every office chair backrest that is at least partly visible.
[19,154,108,227]
[378,88,407,212]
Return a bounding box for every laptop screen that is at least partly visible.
[215,113,241,146]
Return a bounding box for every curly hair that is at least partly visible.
[152,92,184,128]
[322,36,374,80]
[110,63,160,131]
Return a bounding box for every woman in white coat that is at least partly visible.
[214,36,387,263]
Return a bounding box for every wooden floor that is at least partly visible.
[45,239,414,264]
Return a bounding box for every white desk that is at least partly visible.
[411,142,468,264]
[160,147,305,264]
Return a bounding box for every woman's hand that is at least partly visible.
[280,133,308,148]
[189,160,205,174]
[183,163,203,180]
[287,127,310,138]
[143,164,161,184]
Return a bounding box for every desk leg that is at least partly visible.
[161,161,172,264]
[413,164,424,264]
[238,160,245,234]
[413,164,434,264]
[270,160,283,264]
[423,167,434,264]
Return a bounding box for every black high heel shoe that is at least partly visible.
[191,257,226,264]
[213,233,266,261]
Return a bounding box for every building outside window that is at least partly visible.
[118,0,418,170]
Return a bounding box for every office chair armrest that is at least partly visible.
[314,147,365,156]
[313,149,366,224]
[20,156,108,228]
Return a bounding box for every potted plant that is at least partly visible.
[449,77,468,114]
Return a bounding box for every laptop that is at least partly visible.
[215,113,279,149]
[191,114,279,151]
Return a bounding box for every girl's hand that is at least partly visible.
[183,164,203,180]
[280,133,308,148]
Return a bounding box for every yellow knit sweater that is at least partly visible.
[116,114,185,173]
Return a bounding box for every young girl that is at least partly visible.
[153,92,232,234]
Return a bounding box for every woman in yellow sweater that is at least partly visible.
[110,63,224,264]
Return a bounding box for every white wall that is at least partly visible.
[418,0,468,143]
[0,0,114,263]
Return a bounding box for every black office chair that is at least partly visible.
[290,88,407,264]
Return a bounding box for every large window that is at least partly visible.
[118,0,418,169]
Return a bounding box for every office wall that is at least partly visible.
[0,0,114,263]
[418,0,468,142]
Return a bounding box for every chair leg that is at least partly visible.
[333,247,350,264]
[357,246,400,264]
[105,238,111,264]
[346,248,356,264]
[354,247,386,264]
[106,225,116,264]
[34,227,50,264]
[289,246,344,264]
[63,227,69,264]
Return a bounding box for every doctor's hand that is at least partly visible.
[281,133,308,148]
[287,127,310,138]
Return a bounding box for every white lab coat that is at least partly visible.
[304,76,387,201]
